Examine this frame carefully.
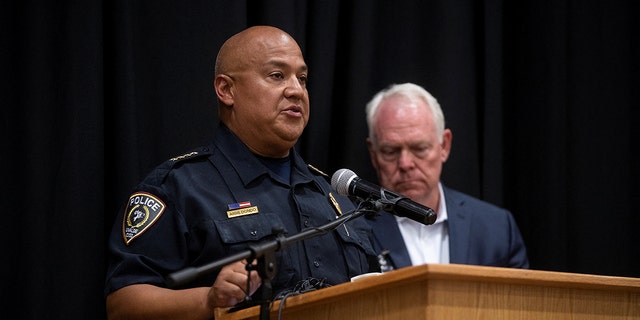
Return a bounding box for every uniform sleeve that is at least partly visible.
[104,184,190,297]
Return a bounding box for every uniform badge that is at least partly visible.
[122,192,166,245]
[226,201,258,218]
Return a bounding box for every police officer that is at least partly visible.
[104,26,379,319]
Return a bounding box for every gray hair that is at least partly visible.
[365,83,445,144]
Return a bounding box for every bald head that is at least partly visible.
[215,26,300,76]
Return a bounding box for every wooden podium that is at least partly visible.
[214,264,640,320]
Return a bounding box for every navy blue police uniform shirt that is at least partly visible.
[104,124,379,299]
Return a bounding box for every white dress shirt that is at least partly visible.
[396,183,449,265]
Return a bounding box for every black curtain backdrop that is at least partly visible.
[2,0,639,319]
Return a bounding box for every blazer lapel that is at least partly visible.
[443,186,472,264]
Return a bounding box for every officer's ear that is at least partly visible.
[214,74,234,107]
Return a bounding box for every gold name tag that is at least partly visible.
[227,206,259,218]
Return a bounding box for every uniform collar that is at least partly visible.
[213,124,313,187]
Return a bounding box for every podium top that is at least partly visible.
[214,264,640,319]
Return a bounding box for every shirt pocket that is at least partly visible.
[212,213,297,289]
[215,212,286,244]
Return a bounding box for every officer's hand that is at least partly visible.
[208,260,262,308]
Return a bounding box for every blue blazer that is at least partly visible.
[368,185,530,269]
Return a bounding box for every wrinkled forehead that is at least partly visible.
[377,95,425,119]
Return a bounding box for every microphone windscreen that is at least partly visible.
[331,168,357,196]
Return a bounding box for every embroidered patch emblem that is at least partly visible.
[122,192,166,245]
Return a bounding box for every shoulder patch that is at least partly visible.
[307,164,329,177]
[122,192,166,245]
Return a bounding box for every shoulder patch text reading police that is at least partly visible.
[122,192,166,245]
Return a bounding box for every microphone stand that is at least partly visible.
[165,202,377,320]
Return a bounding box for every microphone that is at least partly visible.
[331,168,437,225]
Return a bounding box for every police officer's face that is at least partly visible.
[226,32,310,158]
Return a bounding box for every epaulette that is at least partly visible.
[155,146,213,173]
[170,146,211,161]
[307,164,329,177]
[145,146,213,185]
[168,146,211,163]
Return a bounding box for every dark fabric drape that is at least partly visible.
[2,0,638,319]
[503,0,640,276]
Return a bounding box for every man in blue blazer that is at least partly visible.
[364,83,529,270]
